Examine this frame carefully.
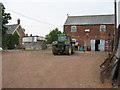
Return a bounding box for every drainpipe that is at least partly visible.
[115,0,117,30]
[113,0,118,51]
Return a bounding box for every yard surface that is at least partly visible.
[2,50,112,88]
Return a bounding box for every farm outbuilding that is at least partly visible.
[64,14,115,51]
[22,36,47,50]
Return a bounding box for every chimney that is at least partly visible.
[25,34,28,37]
[30,34,32,36]
[17,19,20,24]
[67,14,69,17]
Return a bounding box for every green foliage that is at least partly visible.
[6,32,19,49]
[45,28,62,44]
[2,4,12,48]
[6,34,15,49]
[13,32,19,45]
[2,4,11,25]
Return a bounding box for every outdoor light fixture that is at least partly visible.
[85,29,91,33]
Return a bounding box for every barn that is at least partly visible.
[64,14,115,51]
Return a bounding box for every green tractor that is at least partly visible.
[52,34,75,55]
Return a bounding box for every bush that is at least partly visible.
[6,32,19,49]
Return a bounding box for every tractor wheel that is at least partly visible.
[71,48,75,54]
[65,46,72,55]
[52,46,58,55]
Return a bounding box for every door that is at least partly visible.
[91,40,95,51]
[100,40,105,51]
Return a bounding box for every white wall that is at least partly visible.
[22,37,37,43]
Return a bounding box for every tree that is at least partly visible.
[45,28,62,44]
[6,34,15,49]
[5,32,19,49]
[12,32,19,45]
[2,4,12,48]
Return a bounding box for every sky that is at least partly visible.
[1,0,120,37]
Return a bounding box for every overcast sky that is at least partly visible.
[1,0,120,37]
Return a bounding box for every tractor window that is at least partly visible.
[58,36,66,42]
[66,36,70,39]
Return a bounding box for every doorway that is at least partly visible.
[95,40,100,51]
[91,39,105,51]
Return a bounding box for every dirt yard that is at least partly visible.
[2,50,112,88]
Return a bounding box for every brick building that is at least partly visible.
[64,14,115,51]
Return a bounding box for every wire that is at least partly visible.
[6,8,63,28]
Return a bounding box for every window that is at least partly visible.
[71,26,77,32]
[100,25,106,32]
[58,36,66,42]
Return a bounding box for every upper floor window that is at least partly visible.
[71,26,77,32]
[100,25,106,32]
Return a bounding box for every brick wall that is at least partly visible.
[64,24,115,46]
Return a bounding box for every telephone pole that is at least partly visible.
[114,0,117,30]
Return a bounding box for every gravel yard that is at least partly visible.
[2,50,112,88]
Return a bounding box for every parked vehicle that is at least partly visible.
[52,34,75,55]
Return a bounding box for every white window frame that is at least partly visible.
[100,25,106,32]
[71,26,77,32]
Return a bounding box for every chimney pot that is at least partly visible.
[17,19,20,24]
[26,34,28,36]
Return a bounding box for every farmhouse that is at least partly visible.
[64,14,115,51]
[5,19,25,46]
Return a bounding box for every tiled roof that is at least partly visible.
[64,14,115,25]
[5,24,19,34]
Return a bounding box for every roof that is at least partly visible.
[64,14,115,25]
[5,24,19,34]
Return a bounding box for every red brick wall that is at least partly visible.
[64,24,115,46]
